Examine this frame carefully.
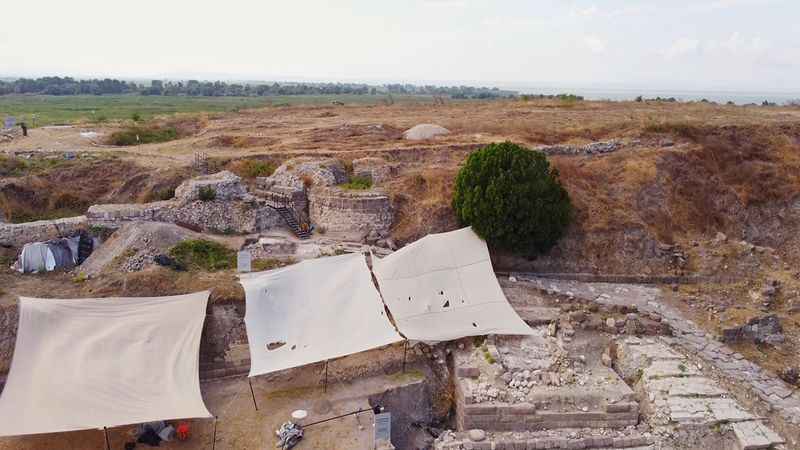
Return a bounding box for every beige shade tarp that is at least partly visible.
[373,227,534,341]
[0,292,212,437]
[241,253,403,377]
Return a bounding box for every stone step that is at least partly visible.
[732,421,785,450]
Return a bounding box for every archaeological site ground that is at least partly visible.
[1,98,800,450]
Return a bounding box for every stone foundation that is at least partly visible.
[309,186,392,235]
[0,216,87,248]
[435,430,653,449]
[455,374,639,431]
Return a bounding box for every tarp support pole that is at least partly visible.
[323,360,329,393]
[402,340,408,373]
[212,416,218,450]
[104,426,110,450]
[248,378,258,411]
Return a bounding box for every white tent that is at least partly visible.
[15,236,80,273]
[241,253,403,377]
[373,227,534,341]
[0,292,212,437]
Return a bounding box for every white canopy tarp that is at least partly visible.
[0,292,212,437]
[241,253,402,377]
[373,227,534,341]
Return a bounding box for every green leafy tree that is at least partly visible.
[452,141,572,255]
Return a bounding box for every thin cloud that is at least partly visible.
[663,37,701,59]
[584,36,607,54]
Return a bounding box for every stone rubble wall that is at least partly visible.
[352,157,396,184]
[0,304,18,376]
[0,216,87,248]
[173,170,248,202]
[86,198,283,234]
[86,171,284,234]
[309,186,393,235]
[535,140,621,156]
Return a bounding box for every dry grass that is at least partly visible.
[387,167,459,244]
[212,135,276,148]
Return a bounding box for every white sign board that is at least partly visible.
[374,412,391,442]
[3,117,15,130]
[237,250,252,273]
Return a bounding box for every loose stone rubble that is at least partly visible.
[535,140,621,156]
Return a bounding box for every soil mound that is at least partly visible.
[80,222,203,276]
[402,124,450,140]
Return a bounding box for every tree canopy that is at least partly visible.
[452,141,572,256]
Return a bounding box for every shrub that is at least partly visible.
[146,187,176,202]
[341,175,372,190]
[198,186,216,201]
[0,155,27,177]
[169,239,235,271]
[452,141,572,256]
[131,112,142,122]
[252,258,294,272]
[643,122,700,139]
[230,159,276,178]
[108,126,178,146]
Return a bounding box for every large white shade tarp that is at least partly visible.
[241,253,403,377]
[0,292,212,437]
[373,227,534,342]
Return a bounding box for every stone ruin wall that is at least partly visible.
[86,198,282,234]
[0,216,87,248]
[309,187,393,235]
[86,171,283,234]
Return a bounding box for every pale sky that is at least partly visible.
[2,0,798,91]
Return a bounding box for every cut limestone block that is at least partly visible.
[732,421,785,450]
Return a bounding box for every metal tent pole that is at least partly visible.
[323,360,329,393]
[248,378,259,411]
[103,427,110,450]
[211,416,218,450]
[402,340,408,373]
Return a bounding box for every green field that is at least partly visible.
[0,94,439,127]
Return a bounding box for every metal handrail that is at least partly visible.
[261,191,310,231]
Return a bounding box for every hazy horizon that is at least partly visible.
[3,0,799,93]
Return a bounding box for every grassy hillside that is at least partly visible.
[0,94,441,127]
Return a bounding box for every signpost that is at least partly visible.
[237,250,252,273]
[374,412,391,443]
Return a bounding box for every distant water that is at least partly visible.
[514,86,800,106]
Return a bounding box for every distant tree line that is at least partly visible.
[0,76,517,99]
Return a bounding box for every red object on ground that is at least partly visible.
[176,423,190,441]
